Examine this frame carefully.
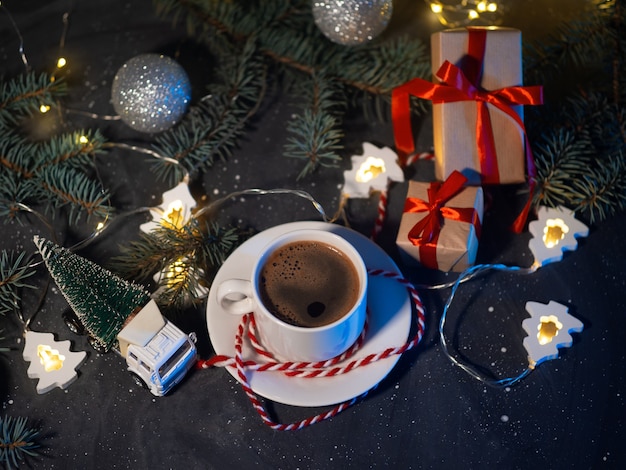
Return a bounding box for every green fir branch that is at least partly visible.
[151,38,267,184]
[526,0,626,223]
[569,153,626,222]
[0,75,111,223]
[0,73,66,127]
[153,0,430,178]
[524,6,617,93]
[0,133,38,179]
[37,165,111,224]
[284,72,345,179]
[0,415,41,469]
[532,128,594,208]
[0,251,37,317]
[110,219,240,308]
[33,129,106,171]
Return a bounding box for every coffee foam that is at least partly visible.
[259,241,360,328]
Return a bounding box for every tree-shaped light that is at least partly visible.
[522,301,584,368]
[342,142,404,198]
[23,331,87,394]
[140,178,196,233]
[528,206,589,266]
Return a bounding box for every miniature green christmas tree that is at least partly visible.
[33,236,151,352]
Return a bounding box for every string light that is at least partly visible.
[342,142,403,198]
[424,0,502,27]
[529,206,589,267]
[355,157,386,183]
[537,315,562,346]
[165,258,187,288]
[37,344,65,372]
[0,1,31,72]
[430,2,443,14]
[39,104,51,113]
[429,205,588,386]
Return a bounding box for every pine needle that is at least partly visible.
[0,415,41,469]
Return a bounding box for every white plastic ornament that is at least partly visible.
[111,54,191,133]
[23,331,87,394]
[312,0,393,46]
[139,178,197,234]
[522,300,584,368]
[342,142,404,198]
[528,206,589,267]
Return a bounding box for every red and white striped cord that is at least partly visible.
[198,269,426,430]
[370,152,434,240]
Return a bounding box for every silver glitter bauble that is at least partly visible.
[312,0,392,46]
[111,54,191,133]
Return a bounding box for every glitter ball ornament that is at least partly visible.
[111,54,191,133]
[312,0,392,46]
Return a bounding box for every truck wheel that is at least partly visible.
[87,336,108,354]
[130,373,148,390]
[62,310,84,335]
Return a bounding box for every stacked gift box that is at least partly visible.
[394,27,542,272]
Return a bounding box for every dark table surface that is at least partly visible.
[1,1,624,469]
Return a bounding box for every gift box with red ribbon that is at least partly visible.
[396,171,483,272]
[392,27,543,186]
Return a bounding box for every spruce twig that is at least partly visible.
[0,251,36,317]
[0,416,41,469]
[152,0,430,178]
[0,71,111,224]
[151,37,267,184]
[526,0,626,223]
[110,219,240,309]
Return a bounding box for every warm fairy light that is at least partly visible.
[140,181,196,234]
[343,142,403,198]
[78,135,89,144]
[56,57,67,68]
[165,258,186,287]
[37,344,65,372]
[425,0,502,27]
[523,301,584,369]
[40,104,51,113]
[96,222,105,231]
[542,218,569,248]
[537,315,563,345]
[430,2,443,13]
[163,200,185,228]
[355,156,386,183]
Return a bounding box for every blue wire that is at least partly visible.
[438,263,538,388]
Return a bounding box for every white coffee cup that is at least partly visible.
[216,228,368,362]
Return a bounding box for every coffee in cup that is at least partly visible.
[258,240,360,328]
[216,228,368,362]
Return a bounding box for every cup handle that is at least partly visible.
[216,279,255,315]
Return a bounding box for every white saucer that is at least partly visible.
[206,221,412,407]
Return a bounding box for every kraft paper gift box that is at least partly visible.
[396,173,483,272]
[431,27,531,185]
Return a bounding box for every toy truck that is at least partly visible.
[35,235,197,397]
[64,299,198,397]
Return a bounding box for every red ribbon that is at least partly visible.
[391,28,543,232]
[403,171,481,270]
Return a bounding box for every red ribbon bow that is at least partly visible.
[403,171,481,270]
[391,28,543,232]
